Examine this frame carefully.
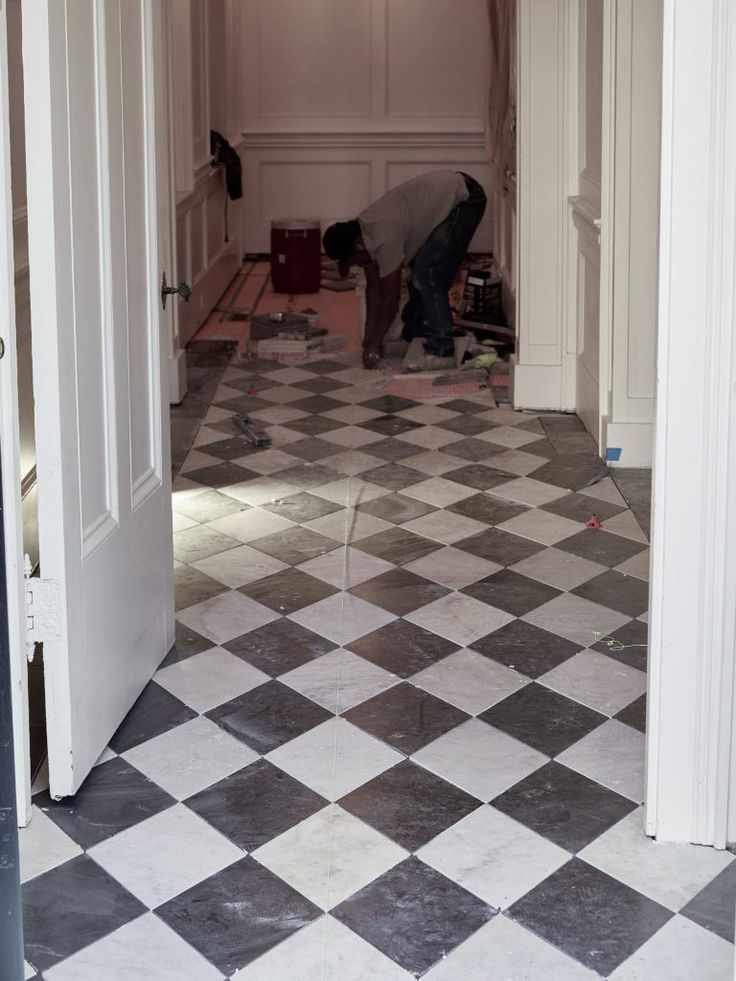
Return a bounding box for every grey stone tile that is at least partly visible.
[492,761,637,853]
[359,463,425,491]
[109,683,198,753]
[444,464,516,491]
[344,683,470,755]
[556,529,647,567]
[462,570,562,617]
[224,618,334,676]
[572,569,650,617]
[447,494,529,526]
[293,376,348,394]
[22,855,146,972]
[357,493,437,525]
[175,564,229,612]
[531,454,609,491]
[291,395,346,415]
[185,759,327,851]
[239,568,339,614]
[283,437,343,462]
[359,415,423,437]
[681,861,736,943]
[591,618,649,671]
[206,680,332,754]
[542,491,626,523]
[259,490,343,523]
[349,568,450,616]
[471,620,582,678]
[184,461,259,488]
[363,438,426,462]
[251,527,339,565]
[479,683,606,756]
[332,857,495,975]
[156,856,322,976]
[348,619,459,678]
[34,758,176,849]
[338,761,481,851]
[615,694,647,733]
[436,415,492,436]
[455,527,545,566]
[275,463,342,490]
[508,858,671,976]
[160,621,213,667]
[353,527,440,566]
[445,438,504,463]
[360,395,420,414]
[285,415,344,437]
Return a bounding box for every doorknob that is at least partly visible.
[161,271,192,310]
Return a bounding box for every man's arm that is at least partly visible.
[363,263,402,350]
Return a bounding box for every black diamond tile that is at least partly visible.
[572,569,650,617]
[472,620,582,678]
[338,760,481,851]
[224,619,334,676]
[175,564,228,612]
[438,399,489,414]
[462,569,562,617]
[479,683,606,756]
[34,758,176,849]
[591,618,648,670]
[206,680,332,754]
[22,855,146,972]
[215,395,271,415]
[156,856,322,976]
[185,759,327,851]
[251,526,338,565]
[491,761,636,852]
[541,491,626,523]
[445,437,503,463]
[290,394,345,414]
[284,415,343,436]
[517,437,557,460]
[557,529,646,567]
[240,567,338,614]
[363,438,425,462]
[109,682,198,753]
[615,693,647,733]
[436,414,491,436]
[356,492,437,525]
[681,861,736,943]
[448,493,528,526]
[455,527,545,566]
[221,373,277,395]
[359,463,424,491]
[344,683,470,755]
[301,358,347,374]
[283,437,342,462]
[444,464,516,491]
[199,435,258,461]
[349,568,450,616]
[185,461,260,488]
[359,414,423,437]
[260,490,343,523]
[352,527,439,565]
[332,857,495,975]
[508,858,671,976]
[293,376,347,394]
[360,395,420,414]
[541,415,588,435]
[532,453,609,491]
[161,621,213,667]
[348,619,459,677]
[275,463,342,490]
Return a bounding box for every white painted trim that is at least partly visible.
[241,130,489,149]
[647,0,736,846]
[600,418,654,468]
[511,358,576,412]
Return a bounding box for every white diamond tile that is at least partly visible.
[412,649,528,715]
[396,426,464,450]
[249,405,310,425]
[396,404,459,424]
[221,477,300,507]
[289,593,395,646]
[173,526,240,564]
[579,476,627,506]
[477,425,544,449]
[496,509,582,546]
[401,450,465,476]
[298,546,395,588]
[318,450,383,476]
[538,650,647,716]
[176,590,279,645]
[557,719,645,802]
[523,593,630,648]
[155,648,269,713]
[490,477,569,507]
[402,476,477,507]
[309,478,390,506]
[401,511,487,545]
[303,510,393,544]
[280,649,399,712]
[405,547,502,590]
[405,592,514,647]
[191,543,289,588]
[488,449,547,477]
[602,509,649,543]
[323,426,386,448]
[609,916,733,981]
[510,546,607,590]
[19,806,83,884]
[207,508,294,543]
[237,449,303,476]
[616,548,651,582]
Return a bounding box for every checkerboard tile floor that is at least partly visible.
[20,353,736,980]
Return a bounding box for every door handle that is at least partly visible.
[161,271,192,310]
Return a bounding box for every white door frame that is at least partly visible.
[0,3,31,827]
[646,0,736,847]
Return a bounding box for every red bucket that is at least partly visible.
[270,219,321,294]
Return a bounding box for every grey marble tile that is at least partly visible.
[259,490,343,523]
[356,493,437,525]
[455,527,545,566]
[200,435,261,461]
[275,463,342,490]
[612,468,652,538]
[156,857,322,976]
[283,437,343,462]
[251,526,339,565]
[161,621,214,667]
[22,855,146,972]
[34,758,176,849]
[347,619,459,677]
[591,618,649,671]
[443,464,515,491]
[556,529,647,567]
[572,569,650,617]
[508,858,672,976]
[471,620,583,679]
[531,454,609,491]
[224,618,334,676]
[239,568,338,614]
[175,564,229,612]
[492,761,637,852]
[108,682,198,753]
[681,861,736,943]
[359,415,423,437]
[344,683,470,755]
[447,493,528,526]
[445,437,504,463]
[462,570,562,617]
[206,680,332,754]
[542,491,626,523]
[352,526,441,565]
[300,358,349,374]
[185,759,327,851]
[332,857,495,976]
[338,761,481,852]
[479,683,606,756]
[349,568,450,616]
[360,395,421,414]
[437,398,490,414]
[436,414,492,436]
[293,376,348,394]
[359,463,425,491]
[290,394,346,414]
[285,414,344,436]
[185,461,260,488]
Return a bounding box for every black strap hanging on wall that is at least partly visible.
[210,130,243,243]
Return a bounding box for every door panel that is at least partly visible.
[22,0,174,798]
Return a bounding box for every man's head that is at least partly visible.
[323,220,369,277]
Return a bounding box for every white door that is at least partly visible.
[22,0,175,798]
[0,4,32,825]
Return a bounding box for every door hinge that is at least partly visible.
[24,554,62,662]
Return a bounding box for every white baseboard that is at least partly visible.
[602,417,654,467]
[511,358,576,412]
[168,349,188,406]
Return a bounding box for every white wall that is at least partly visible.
[237,0,494,256]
